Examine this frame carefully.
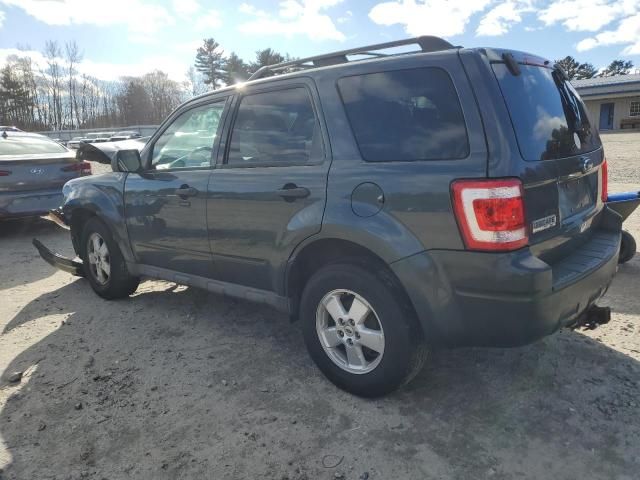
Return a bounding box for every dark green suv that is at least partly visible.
[36,37,621,397]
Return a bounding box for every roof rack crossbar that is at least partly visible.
[248,35,455,80]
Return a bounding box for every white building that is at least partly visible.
[572,74,640,131]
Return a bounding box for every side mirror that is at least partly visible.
[113,149,143,173]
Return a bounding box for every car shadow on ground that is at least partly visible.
[0,278,638,479]
[0,218,68,291]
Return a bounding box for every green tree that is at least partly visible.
[575,62,597,79]
[222,52,250,85]
[555,56,598,80]
[250,48,286,73]
[195,38,224,89]
[599,59,634,77]
[556,56,581,79]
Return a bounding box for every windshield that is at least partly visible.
[0,135,68,155]
[492,63,601,161]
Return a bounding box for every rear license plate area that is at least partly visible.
[559,173,596,220]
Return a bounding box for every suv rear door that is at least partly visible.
[206,79,330,292]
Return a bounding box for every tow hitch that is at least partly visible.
[571,305,611,330]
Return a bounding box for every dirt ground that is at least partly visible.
[0,133,639,480]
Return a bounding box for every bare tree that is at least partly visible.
[65,41,83,129]
[43,41,64,129]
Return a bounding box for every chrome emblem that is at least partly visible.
[30,167,44,175]
[581,158,593,174]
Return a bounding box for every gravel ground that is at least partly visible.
[0,134,639,480]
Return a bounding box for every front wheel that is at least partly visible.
[300,263,427,397]
[80,217,140,299]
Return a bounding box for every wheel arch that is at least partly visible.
[63,184,135,263]
[284,236,424,338]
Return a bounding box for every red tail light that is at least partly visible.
[62,161,92,176]
[600,158,608,203]
[451,178,528,251]
[0,170,11,176]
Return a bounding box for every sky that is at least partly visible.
[0,0,639,82]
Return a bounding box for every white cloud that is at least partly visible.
[538,0,637,32]
[172,0,200,16]
[477,1,534,36]
[195,9,222,30]
[238,0,346,41]
[0,0,174,36]
[0,47,188,82]
[0,10,5,28]
[576,13,640,54]
[239,3,268,17]
[337,9,353,23]
[369,0,492,37]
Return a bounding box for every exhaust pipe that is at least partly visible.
[572,305,611,330]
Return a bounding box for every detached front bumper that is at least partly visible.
[33,208,84,277]
[32,238,84,276]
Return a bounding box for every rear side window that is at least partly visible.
[0,135,67,155]
[337,67,469,162]
[227,87,323,166]
[492,64,601,161]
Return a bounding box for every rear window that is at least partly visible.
[492,64,601,161]
[338,67,469,162]
[0,135,68,156]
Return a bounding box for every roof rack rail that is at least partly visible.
[248,36,456,81]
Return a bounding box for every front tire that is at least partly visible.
[300,263,427,397]
[80,217,139,299]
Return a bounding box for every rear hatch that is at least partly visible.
[0,134,83,192]
[491,53,605,263]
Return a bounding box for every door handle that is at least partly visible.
[275,185,310,200]
[175,186,198,198]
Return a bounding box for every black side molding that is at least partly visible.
[32,239,84,277]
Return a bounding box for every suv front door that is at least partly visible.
[124,99,229,277]
[207,81,330,292]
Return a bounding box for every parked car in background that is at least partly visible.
[108,131,142,142]
[67,136,87,149]
[34,36,620,397]
[1,131,91,219]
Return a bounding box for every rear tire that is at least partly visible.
[619,230,636,264]
[300,263,427,397]
[80,217,139,299]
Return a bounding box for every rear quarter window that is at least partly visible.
[337,67,469,162]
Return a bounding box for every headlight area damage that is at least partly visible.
[32,138,148,278]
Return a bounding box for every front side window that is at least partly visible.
[630,101,640,117]
[337,67,469,162]
[227,87,323,166]
[151,102,226,170]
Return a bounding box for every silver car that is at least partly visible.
[0,131,91,219]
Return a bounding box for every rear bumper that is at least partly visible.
[392,218,621,348]
[0,188,64,218]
